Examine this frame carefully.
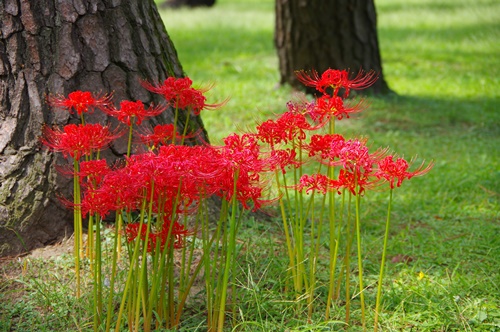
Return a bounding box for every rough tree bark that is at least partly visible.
[0,0,207,256]
[275,0,391,94]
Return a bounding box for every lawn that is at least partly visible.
[1,0,499,331]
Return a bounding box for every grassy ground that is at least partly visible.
[1,0,499,331]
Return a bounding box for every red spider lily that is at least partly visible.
[295,68,378,98]
[309,95,367,122]
[255,103,322,146]
[103,100,166,126]
[327,138,387,175]
[90,166,146,213]
[376,155,434,189]
[142,77,221,114]
[41,123,123,159]
[306,134,346,160]
[269,149,301,174]
[48,90,113,115]
[81,187,117,218]
[221,133,261,165]
[276,111,317,144]
[139,124,184,147]
[337,168,376,196]
[255,119,286,146]
[125,146,216,212]
[79,159,111,189]
[208,133,269,210]
[295,174,339,195]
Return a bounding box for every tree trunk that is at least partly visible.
[0,0,207,256]
[275,0,391,95]
[160,0,216,9]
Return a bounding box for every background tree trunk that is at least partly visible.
[275,0,391,95]
[160,0,216,9]
[0,0,207,256]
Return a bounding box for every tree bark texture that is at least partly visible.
[275,0,391,94]
[0,0,207,256]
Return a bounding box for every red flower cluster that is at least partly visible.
[41,71,433,261]
[48,91,113,115]
[139,124,184,147]
[104,100,166,126]
[376,155,434,189]
[295,68,378,98]
[41,123,123,159]
[142,77,219,114]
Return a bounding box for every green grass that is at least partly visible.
[2,0,499,331]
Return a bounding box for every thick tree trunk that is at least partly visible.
[275,0,391,95]
[0,0,207,256]
[161,0,216,9]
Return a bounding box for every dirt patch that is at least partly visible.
[27,236,74,260]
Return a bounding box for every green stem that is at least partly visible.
[172,102,180,145]
[73,158,82,298]
[126,122,134,158]
[115,197,147,332]
[374,189,393,332]
[345,193,352,325]
[306,190,318,321]
[135,184,155,332]
[325,164,337,319]
[104,212,121,331]
[180,109,191,145]
[355,191,366,331]
[274,169,296,293]
[217,168,240,332]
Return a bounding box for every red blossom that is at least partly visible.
[295,174,338,195]
[306,134,346,160]
[142,77,222,114]
[269,149,301,174]
[375,156,434,189]
[104,100,166,126]
[309,95,367,122]
[48,90,113,115]
[40,123,123,159]
[275,111,315,144]
[256,102,321,146]
[79,159,111,190]
[255,119,285,146]
[209,133,269,210]
[93,167,145,213]
[337,169,375,196]
[139,124,184,147]
[295,68,378,98]
[81,188,116,218]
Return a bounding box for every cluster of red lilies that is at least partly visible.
[40,68,432,330]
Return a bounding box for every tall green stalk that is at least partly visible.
[325,164,337,319]
[73,158,82,298]
[354,191,366,331]
[115,195,148,332]
[344,193,353,324]
[217,168,240,332]
[325,118,337,320]
[374,188,393,331]
[180,109,191,145]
